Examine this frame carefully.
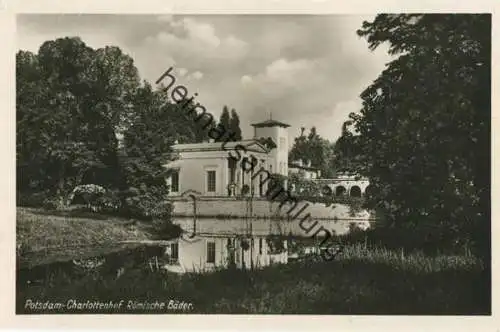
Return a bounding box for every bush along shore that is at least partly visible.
[17,240,487,315]
[16,206,490,315]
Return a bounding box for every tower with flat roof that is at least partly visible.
[251,117,290,177]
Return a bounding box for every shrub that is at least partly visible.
[152,219,182,239]
[266,236,286,254]
[241,185,250,196]
[151,202,181,239]
[97,190,122,213]
[288,173,322,196]
[268,174,287,191]
[17,191,48,208]
[334,223,474,256]
[42,198,59,210]
[151,201,173,220]
[68,184,106,210]
[124,190,159,220]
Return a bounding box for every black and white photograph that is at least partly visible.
[13,12,491,318]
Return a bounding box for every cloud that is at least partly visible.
[17,14,391,142]
[240,75,252,86]
[188,71,203,80]
[143,17,248,72]
[321,100,360,139]
[263,58,316,84]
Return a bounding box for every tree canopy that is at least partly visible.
[215,106,242,142]
[215,106,231,142]
[289,127,336,178]
[16,37,214,211]
[336,14,490,255]
[229,108,243,141]
[17,38,140,206]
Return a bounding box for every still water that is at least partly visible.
[172,217,370,237]
[162,217,371,273]
[17,217,372,295]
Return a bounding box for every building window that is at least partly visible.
[259,238,263,254]
[207,170,216,192]
[207,241,216,263]
[170,170,179,192]
[228,158,236,183]
[170,242,179,263]
[259,174,264,196]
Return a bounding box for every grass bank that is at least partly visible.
[16,207,153,268]
[17,243,488,315]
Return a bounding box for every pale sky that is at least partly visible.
[17,14,391,143]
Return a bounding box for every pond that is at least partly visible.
[16,217,372,313]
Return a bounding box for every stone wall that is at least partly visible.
[170,197,375,220]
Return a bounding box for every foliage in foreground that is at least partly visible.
[17,244,488,315]
[335,14,491,258]
[16,36,245,221]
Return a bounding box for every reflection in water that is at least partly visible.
[173,217,371,238]
[161,217,371,274]
[15,216,373,314]
[18,218,372,286]
[17,245,165,288]
[162,233,288,274]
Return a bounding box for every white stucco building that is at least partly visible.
[164,116,370,199]
[164,118,290,198]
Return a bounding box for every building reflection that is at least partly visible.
[162,233,288,274]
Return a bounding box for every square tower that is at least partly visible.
[251,118,290,176]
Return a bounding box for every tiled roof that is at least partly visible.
[251,119,290,128]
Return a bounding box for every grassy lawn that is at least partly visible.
[17,242,489,315]
[16,207,153,268]
[16,207,490,315]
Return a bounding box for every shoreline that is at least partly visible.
[169,198,377,221]
[171,214,378,221]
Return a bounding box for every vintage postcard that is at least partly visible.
[1,0,499,330]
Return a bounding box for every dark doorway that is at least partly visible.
[350,186,362,197]
[335,186,346,196]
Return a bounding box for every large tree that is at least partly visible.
[331,121,364,173]
[16,37,140,205]
[289,127,336,178]
[229,108,242,141]
[121,83,173,201]
[214,106,242,142]
[346,14,490,256]
[215,106,231,142]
